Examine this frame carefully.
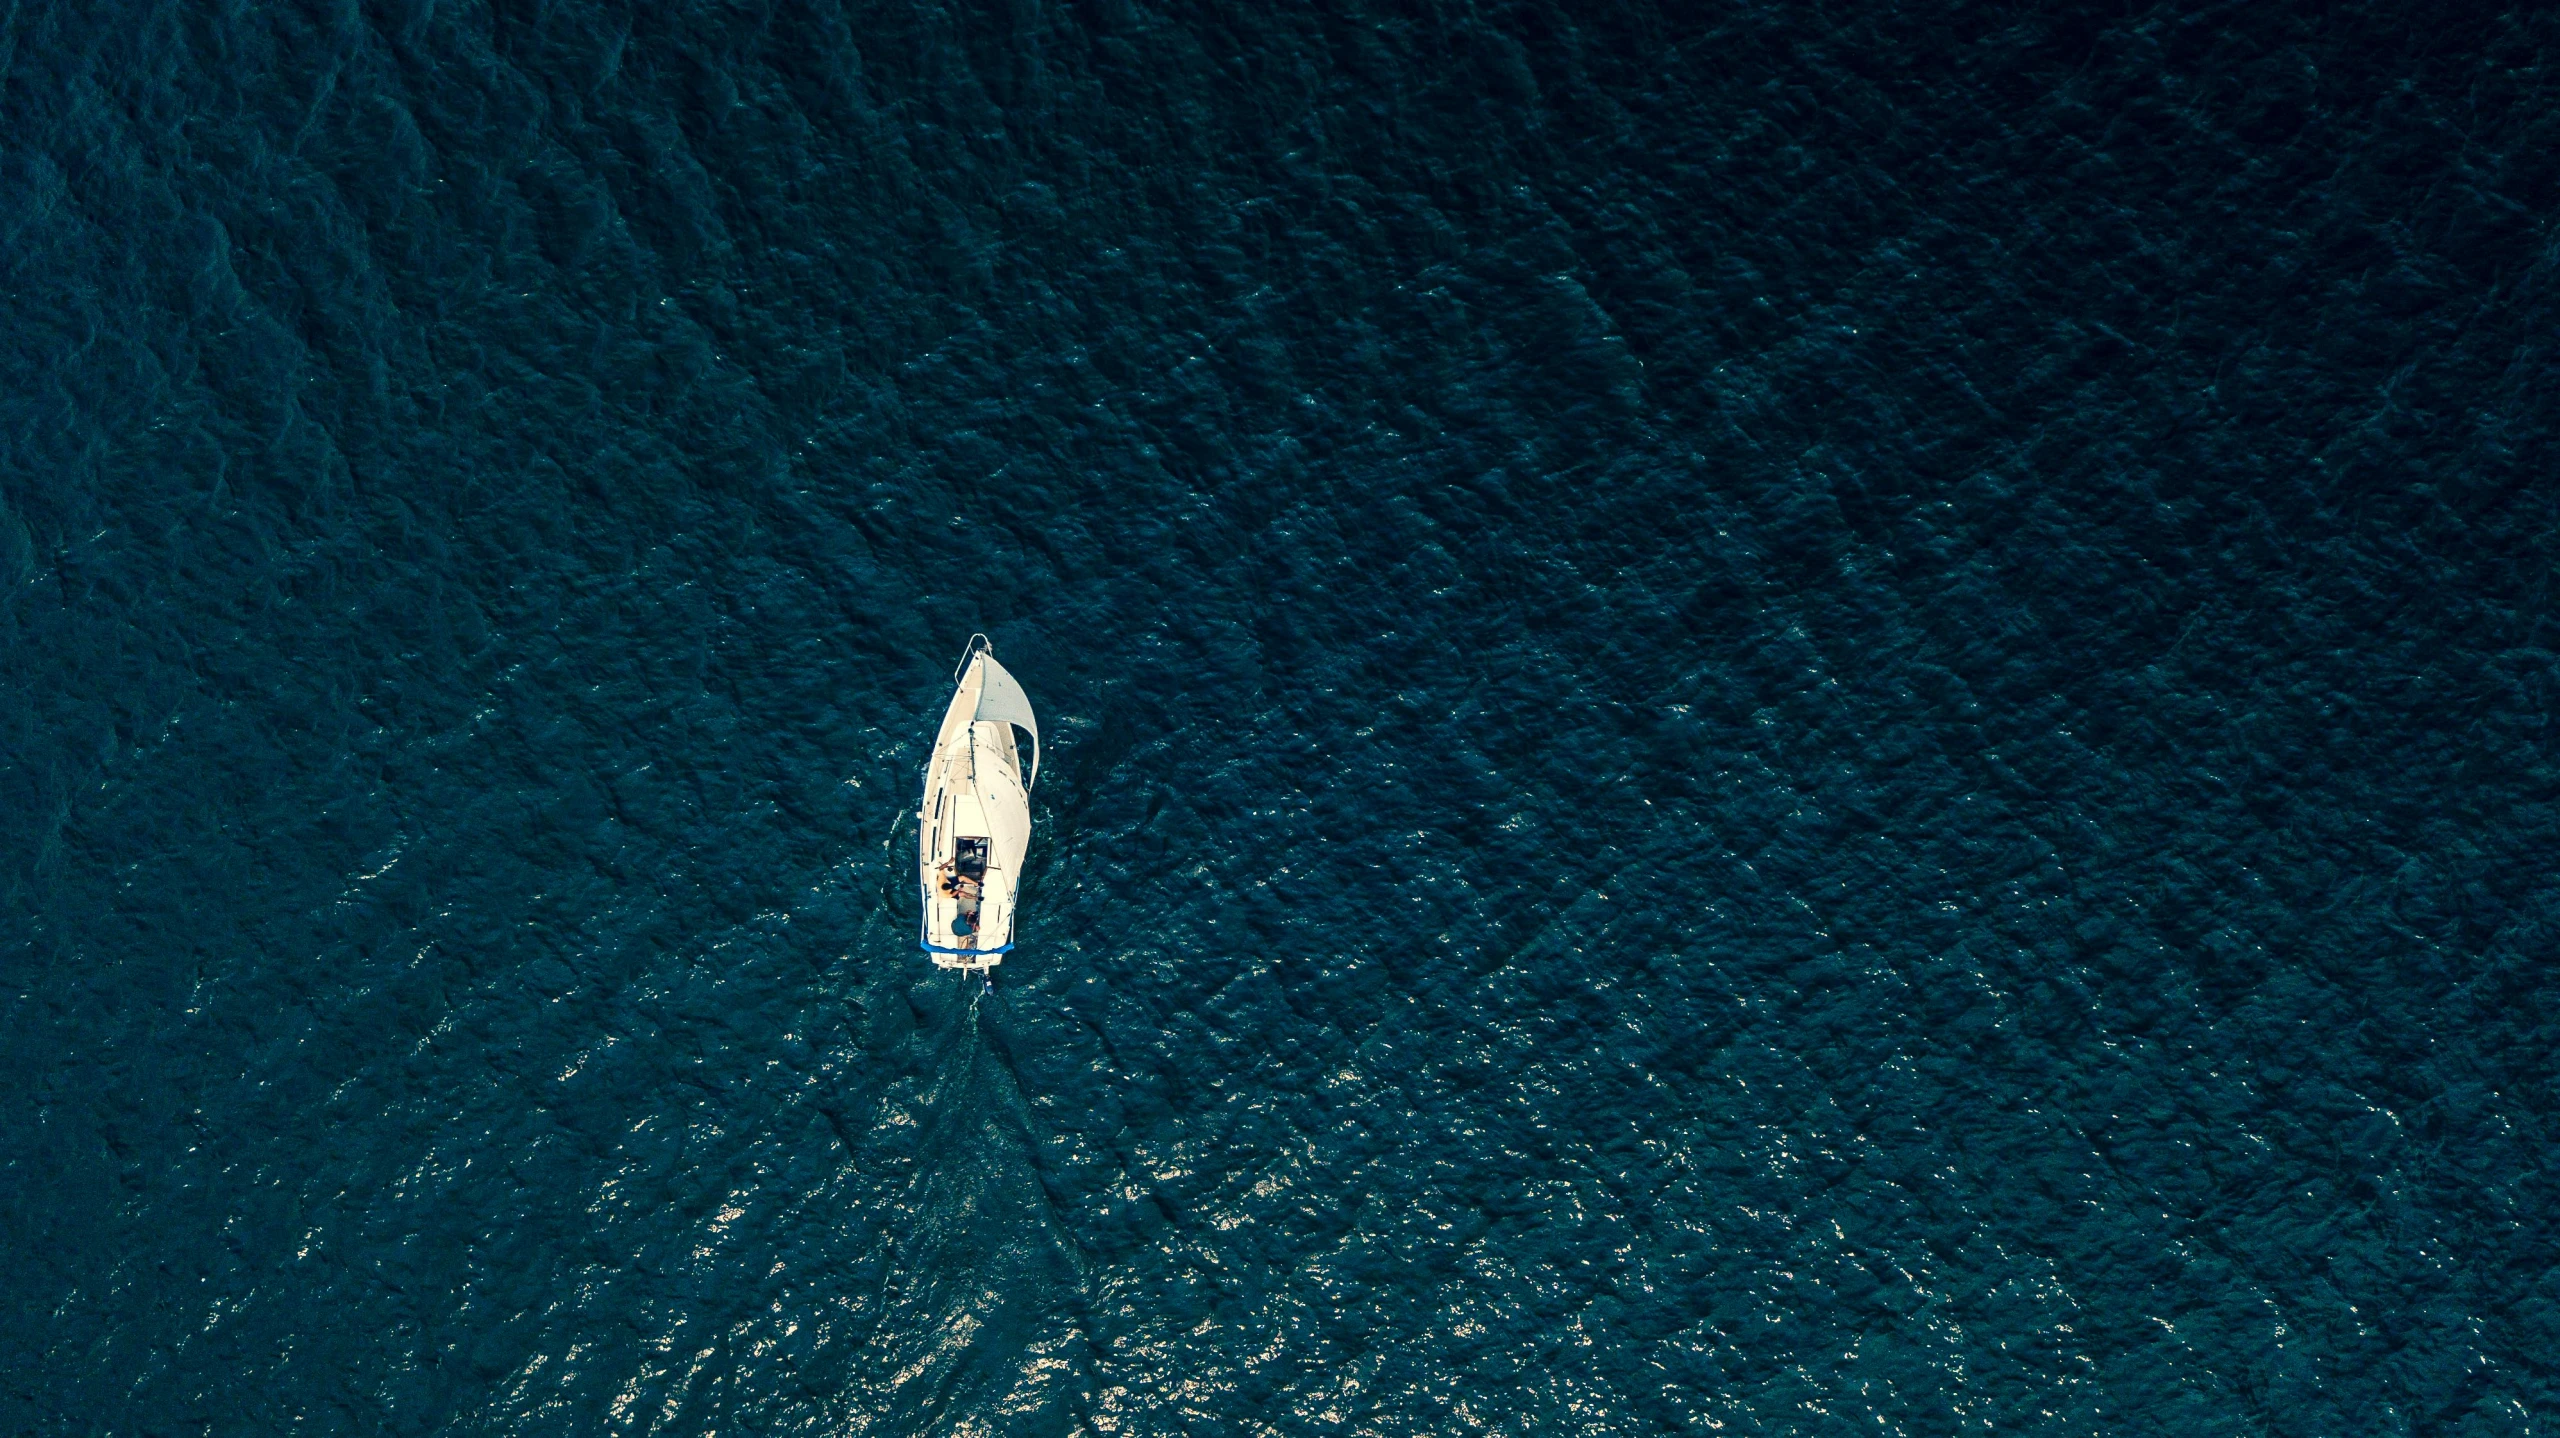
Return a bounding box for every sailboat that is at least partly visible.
[918,635,1039,973]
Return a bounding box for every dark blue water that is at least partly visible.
[5,1,2555,1431]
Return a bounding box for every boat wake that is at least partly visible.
[837,957,1092,1431]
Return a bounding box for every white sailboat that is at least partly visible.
[917,636,1039,972]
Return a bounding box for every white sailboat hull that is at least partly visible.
[918,645,1038,970]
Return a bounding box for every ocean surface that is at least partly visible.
[3,0,2555,1432]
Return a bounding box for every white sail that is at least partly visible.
[971,652,1040,790]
